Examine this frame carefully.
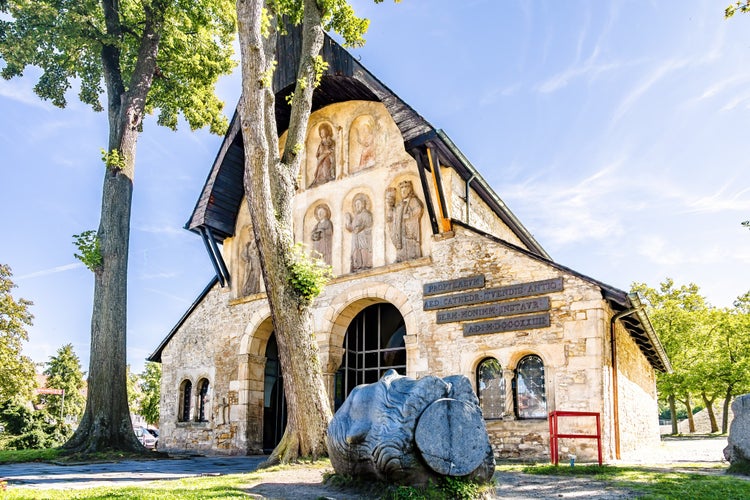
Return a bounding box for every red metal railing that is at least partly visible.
[548,410,602,466]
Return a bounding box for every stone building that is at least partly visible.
[148,31,671,462]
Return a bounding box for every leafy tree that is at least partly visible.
[41,344,86,428]
[138,362,161,426]
[0,1,235,453]
[126,365,141,415]
[632,279,708,434]
[0,264,37,403]
[234,0,394,463]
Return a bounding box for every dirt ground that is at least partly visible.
[243,436,730,499]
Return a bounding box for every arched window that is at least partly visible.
[514,355,546,419]
[179,380,192,422]
[477,358,504,419]
[197,379,210,422]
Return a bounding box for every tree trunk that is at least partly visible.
[701,391,719,434]
[64,0,165,454]
[722,386,734,434]
[669,394,678,435]
[236,0,332,464]
[684,394,695,434]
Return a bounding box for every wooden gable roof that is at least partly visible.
[186,27,548,259]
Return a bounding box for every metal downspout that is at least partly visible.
[609,306,640,460]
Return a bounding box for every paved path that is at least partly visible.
[0,436,730,495]
[2,455,266,490]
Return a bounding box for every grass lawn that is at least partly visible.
[497,462,750,500]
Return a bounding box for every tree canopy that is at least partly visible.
[1,0,236,453]
[0,0,236,133]
[42,343,87,426]
[0,264,36,403]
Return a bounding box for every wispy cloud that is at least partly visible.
[505,162,628,246]
[682,184,750,214]
[135,224,191,238]
[611,58,689,124]
[0,80,54,110]
[16,263,83,280]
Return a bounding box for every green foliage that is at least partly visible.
[138,362,161,426]
[631,279,750,433]
[126,365,141,416]
[387,477,485,500]
[0,447,62,464]
[0,400,69,450]
[287,243,333,303]
[0,0,236,134]
[0,264,36,403]
[42,344,86,427]
[100,148,127,171]
[72,230,102,272]
[727,1,750,18]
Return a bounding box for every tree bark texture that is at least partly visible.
[64,0,165,454]
[236,0,333,464]
[723,385,734,434]
[669,394,678,435]
[701,392,719,434]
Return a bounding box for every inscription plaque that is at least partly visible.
[423,275,485,296]
[436,297,550,324]
[463,313,550,336]
[423,277,563,311]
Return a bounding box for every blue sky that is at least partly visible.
[2,0,749,374]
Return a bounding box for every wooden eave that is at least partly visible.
[185,28,548,260]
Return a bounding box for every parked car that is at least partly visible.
[134,426,157,449]
[146,428,159,449]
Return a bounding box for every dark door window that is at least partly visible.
[334,303,406,410]
[263,334,287,451]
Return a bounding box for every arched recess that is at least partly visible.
[323,282,417,368]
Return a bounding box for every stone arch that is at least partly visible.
[321,282,416,374]
[239,304,274,357]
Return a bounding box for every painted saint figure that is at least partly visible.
[241,229,262,296]
[311,203,333,265]
[311,123,336,187]
[387,180,424,262]
[345,193,373,272]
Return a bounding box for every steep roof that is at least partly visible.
[185,28,549,259]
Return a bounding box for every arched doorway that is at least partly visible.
[334,303,406,410]
[263,333,287,452]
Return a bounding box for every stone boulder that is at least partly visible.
[724,394,750,468]
[326,369,495,486]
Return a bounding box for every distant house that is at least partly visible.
[148,29,670,462]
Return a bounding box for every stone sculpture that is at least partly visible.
[354,117,377,172]
[386,180,424,262]
[327,369,495,486]
[344,193,373,272]
[311,122,336,187]
[310,203,333,265]
[724,393,750,468]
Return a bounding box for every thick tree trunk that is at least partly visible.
[64,132,142,453]
[669,394,678,435]
[701,391,719,434]
[236,0,332,464]
[64,0,164,454]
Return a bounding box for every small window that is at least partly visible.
[179,380,192,422]
[198,379,210,422]
[477,358,504,419]
[515,355,547,419]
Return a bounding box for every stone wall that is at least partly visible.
[157,100,662,461]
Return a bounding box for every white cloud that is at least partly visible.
[16,263,83,281]
[611,58,689,124]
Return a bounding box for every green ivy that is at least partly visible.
[72,230,102,272]
[288,243,333,303]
